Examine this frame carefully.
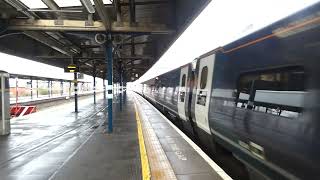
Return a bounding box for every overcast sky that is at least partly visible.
[0,0,318,85]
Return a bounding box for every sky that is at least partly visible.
[136,0,320,83]
[0,0,319,86]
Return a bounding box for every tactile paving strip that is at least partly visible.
[135,97,177,180]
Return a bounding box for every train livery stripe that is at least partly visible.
[134,103,151,180]
[223,15,320,53]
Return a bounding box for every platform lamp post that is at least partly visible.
[103,76,106,100]
[71,58,79,113]
[47,80,50,98]
[15,77,18,108]
[36,80,39,99]
[106,34,113,133]
[93,62,96,104]
[30,77,33,100]
[74,72,78,113]
[119,64,123,111]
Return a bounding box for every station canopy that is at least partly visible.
[0,0,210,82]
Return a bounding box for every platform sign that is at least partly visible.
[64,64,79,73]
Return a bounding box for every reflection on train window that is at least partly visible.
[200,66,208,89]
[236,66,305,118]
[181,74,186,87]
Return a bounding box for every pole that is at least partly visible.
[15,77,18,107]
[69,81,72,97]
[106,35,113,133]
[48,80,50,98]
[93,64,96,104]
[51,80,53,97]
[119,66,122,111]
[60,80,63,96]
[103,78,106,100]
[30,78,33,100]
[36,80,39,99]
[74,72,78,113]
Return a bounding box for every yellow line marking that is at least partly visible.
[134,103,151,180]
[134,95,177,180]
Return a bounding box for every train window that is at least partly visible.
[180,74,186,102]
[236,66,305,118]
[181,74,186,87]
[200,66,208,89]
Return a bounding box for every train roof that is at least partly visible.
[220,1,320,55]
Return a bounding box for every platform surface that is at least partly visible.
[0,91,230,180]
[134,94,229,180]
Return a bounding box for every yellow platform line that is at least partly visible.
[135,103,151,180]
[134,96,177,180]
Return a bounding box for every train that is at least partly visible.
[135,2,320,180]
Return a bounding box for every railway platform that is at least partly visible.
[0,91,230,180]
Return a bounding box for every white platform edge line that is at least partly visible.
[137,94,233,180]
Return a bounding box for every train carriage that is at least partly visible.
[138,3,320,180]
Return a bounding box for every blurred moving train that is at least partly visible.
[135,3,320,180]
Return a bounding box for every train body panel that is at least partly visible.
[138,3,320,180]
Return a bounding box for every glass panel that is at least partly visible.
[181,74,186,87]
[236,66,305,118]
[200,66,208,89]
[19,0,47,9]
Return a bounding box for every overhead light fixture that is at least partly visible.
[80,0,95,13]
[85,63,93,67]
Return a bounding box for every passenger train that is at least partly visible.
[136,3,320,180]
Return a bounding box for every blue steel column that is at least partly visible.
[106,36,113,133]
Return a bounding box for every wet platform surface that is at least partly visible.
[0,95,106,180]
[0,92,230,180]
[134,94,229,180]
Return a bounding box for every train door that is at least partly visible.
[178,66,188,121]
[194,54,215,134]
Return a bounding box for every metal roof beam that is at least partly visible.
[3,0,78,56]
[24,31,74,56]
[3,0,40,18]
[114,0,122,23]
[119,41,152,46]
[80,0,95,14]
[36,55,153,60]
[41,0,60,10]
[121,1,170,6]
[93,0,111,31]
[8,19,174,34]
